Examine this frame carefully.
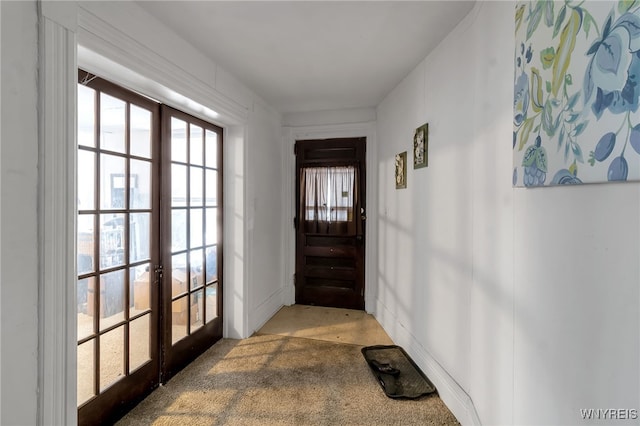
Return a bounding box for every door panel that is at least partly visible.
[77,71,161,425]
[295,138,366,310]
[161,106,223,381]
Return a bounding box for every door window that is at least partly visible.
[300,166,359,235]
[302,166,355,223]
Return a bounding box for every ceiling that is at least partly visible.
[137,1,476,114]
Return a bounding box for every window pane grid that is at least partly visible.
[169,114,221,340]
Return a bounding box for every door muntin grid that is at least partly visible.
[168,116,221,344]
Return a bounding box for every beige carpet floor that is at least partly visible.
[117,306,459,425]
[256,305,395,347]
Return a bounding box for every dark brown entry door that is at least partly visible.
[295,138,366,310]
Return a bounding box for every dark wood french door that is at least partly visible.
[76,72,223,425]
[76,71,162,425]
[160,106,223,381]
[295,138,366,310]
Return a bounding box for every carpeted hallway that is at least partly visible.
[116,305,459,425]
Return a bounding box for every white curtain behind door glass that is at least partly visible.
[303,166,355,222]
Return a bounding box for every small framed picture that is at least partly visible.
[395,151,407,189]
[413,123,428,169]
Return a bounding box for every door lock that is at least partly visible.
[154,264,164,285]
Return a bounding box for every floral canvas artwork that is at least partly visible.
[514,1,640,186]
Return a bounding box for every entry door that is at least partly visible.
[76,72,161,425]
[295,138,366,310]
[160,106,223,380]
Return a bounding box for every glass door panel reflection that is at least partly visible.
[130,104,152,159]
[100,93,126,154]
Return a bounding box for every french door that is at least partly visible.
[76,71,223,424]
[160,106,223,380]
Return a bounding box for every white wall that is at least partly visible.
[376,2,639,425]
[246,99,286,332]
[0,2,39,425]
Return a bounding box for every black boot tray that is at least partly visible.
[362,345,436,399]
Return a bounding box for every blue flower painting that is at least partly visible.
[514,1,640,186]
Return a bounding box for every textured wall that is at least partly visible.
[0,1,39,424]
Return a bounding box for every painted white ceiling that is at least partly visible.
[137,1,476,113]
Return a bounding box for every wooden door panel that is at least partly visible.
[303,246,356,257]
[304,266,356,281]
[305,278,356,288]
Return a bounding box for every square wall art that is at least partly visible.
[514,1,640,187]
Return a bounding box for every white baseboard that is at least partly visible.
[249,286,287,335]
[374,300,482,426]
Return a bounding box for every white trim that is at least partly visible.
[281,127,296,306]
[76,6,248,126]
[222,124,250,339]
[282,122,378,313]
[375,299,482,426]
[38,16,77,426]
[0,1,3,420]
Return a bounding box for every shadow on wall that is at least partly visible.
[224,128,246,339]
[375,146,517,422]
